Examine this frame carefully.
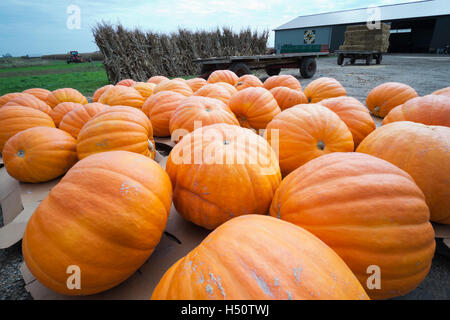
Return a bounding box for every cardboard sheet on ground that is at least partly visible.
[0,158,61,249]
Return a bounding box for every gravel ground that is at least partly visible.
[1,54,449,300]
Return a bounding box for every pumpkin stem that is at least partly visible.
[317,140,325,150]
[148,140,155,152]
[223,140,230,145]
[17,150,25,158]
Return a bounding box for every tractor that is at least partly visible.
[67,51,84,64]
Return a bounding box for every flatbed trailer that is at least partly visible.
[193,52,329,79]
[336,50,383,66]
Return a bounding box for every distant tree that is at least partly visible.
[2,53,12,58]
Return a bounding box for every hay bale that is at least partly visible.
[340,23,390,53]
[92,23,269,83]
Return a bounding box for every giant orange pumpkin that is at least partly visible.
[0,92,31,107]
[357,122,450,224]
[59,103,109,138]
[0,106,55,151]
[116,79,136,87]
[3,127,78,183]
[142,91,186,137]
[147,75,169,85]
[304,77,346,103]
[98,85,145,109]
[215,82,238,96]
[319,96,376,147]
[207,70,239,86]
[366,82,418,118]
[77,106,155,160]
[166,124,281,230]
[269,86,308,110]
[153,79,193,97]
[4,94,52,115]
[270,152,435,299]
[152,215,369,300]
[263,75,302,91]
[133,82,156,99]
[186,78,207,92]
[23,88,51,103]
[50,102,83,127]
[47,88,88,108]
[23,151,173,295]
[169,97,239,142]
[235,74,263,91]
[432,87,450,97]
[265,104,353,176]
[228,87,281,129]
[194,83,234,105]
[92,84,114,102]
[382,95,450,127]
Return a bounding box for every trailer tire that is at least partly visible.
[200,65,216,80]
[376,54,382,65]
[300,57,316,78]
[265,67,281,76]
[230,63,251,77]
[337,54,344,66]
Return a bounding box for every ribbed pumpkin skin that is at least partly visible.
[383,95,450,127]
[4,94,52,115]
[432,87,450,97]
[194,83,234,105]
[117,79,136,87]
[207,70,239,86]
[59,103,109,138]
[147,75,169,84]
[23,151,173,295]
[215,82,238,96]
[265,104,354,176]
[23,88,51,102]
[186,78,207,92]
[0,106,55,151]
[169,97,239,142]
[3,127,77,183]
[357,122,450,224]
[47,88,88,108]
[153,79,193,97]
[98,85,145,109]
[166,124,281,230]
[0,92,31,107]
[50,102,83,127]
[304,77,347,103]
[152,215,369,300]
[77,106,155,160]
[270,152,435,300]
[235,74,263,91]
[270,86,308,110]
[263,75,302,91]
[228,87,281,129]
[133,82,156,99]
[319,96,376,147]
[142,91,186,137]
[92,84,114,102]
[366,82,418,118]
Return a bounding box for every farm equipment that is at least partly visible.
[193,51,329,79]
[67,51,84,64]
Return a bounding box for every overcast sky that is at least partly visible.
[0,0,420,56]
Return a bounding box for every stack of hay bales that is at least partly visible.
[339,23,390,52]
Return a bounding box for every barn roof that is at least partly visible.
[275,0,450,31]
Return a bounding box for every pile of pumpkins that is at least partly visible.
[0,70,449,300]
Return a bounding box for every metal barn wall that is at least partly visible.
[274,26,331,53]
[430,15,450,50]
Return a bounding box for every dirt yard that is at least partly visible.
[1,53,449,300]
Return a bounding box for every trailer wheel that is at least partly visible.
[337,54,344,66]
[300,57,317,78]
[366,55,372,65]
[230,63,251,77]
[376,54,382,65]
[265,67,281,76]
[200,64,216,80]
